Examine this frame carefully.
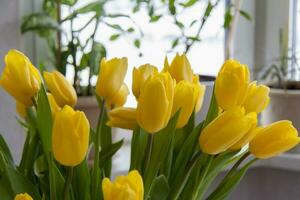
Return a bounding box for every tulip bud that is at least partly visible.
[243,81,270,114]
[229,113,258,150]
[102,170,144,200]
[172,80,205,128]
[107,83,129,108]
[107,107,137,130]
[0,49,41,106]
[192,75,206,112]
[250,120,300,159]
[215,60,249,110]
[168,54,194,82]
[43,70,77,107]
[96,57,128,100]
[137,72,175,133]
[52,105,90,166]
[132,64,158,99]
[14,193,33,200]
[199,107,255,155]
[47,93,61,116]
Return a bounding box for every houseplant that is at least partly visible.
[21,0,251,126]
[0,49,299,200]
[259,29,300,152]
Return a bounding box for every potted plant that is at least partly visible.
[259,29,300,152]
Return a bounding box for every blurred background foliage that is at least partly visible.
[21,0,251,96]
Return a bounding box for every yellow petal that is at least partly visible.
[168,54,194,82]
[14,193,33,200]
[107,83,129,108]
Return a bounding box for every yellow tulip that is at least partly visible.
[132,64,158,99]
[199,107,255,155]
[0,49,41,106]
[243,81,270,114]
[107,83,129,108]
[102,170,144,200]
[166,54,194,82]
[16,101,27,118]
[229,114,259,150]
[172,80,205,128]
[107,107,137,130]
[137,72,175,133]
[47,93,61,116]
[215,60,249,110]
[192,75,206,112]
[250,120,300,159]
[52,105,90,166]
[96,57,128,100]
[43,70,77,107]
[14,193,33,200]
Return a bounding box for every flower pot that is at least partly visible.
[76,96,99,128]
[261,88,300,153]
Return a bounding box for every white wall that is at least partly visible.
[0,0,24,162]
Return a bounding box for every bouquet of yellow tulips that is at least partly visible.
[0,49,299,200]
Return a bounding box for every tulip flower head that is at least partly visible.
[165,54,194,83]
[0,49,41,106]
[243,81,270,114]
[96,57,128,100]
[199,107,256,155]
[215,60,249,110]
[137,72,175,133]
[47,93,61,116]
[16,101,27,118]
[132,64,158,99]
[107,107,137,130]
[52,105,90,166]
[14,193,33,200]
[250,120,300,159]
[102,170,144,200]
[107,83,129,108]
[43,70,77,107]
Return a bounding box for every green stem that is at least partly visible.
[169,151,202,200]
[91,99,106,199]
[143,134,154,177]
[192,155,214,200]
[63,167,74,200]
[48,155,57,200]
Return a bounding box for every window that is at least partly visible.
[61,0,225,106]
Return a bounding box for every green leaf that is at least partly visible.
[34,155,48,177]
[171,121,203,184]
[150,15,162,22]
[0,175,14,200]
[204,2,213,18]
[36,85,53,153]
[109,34,120,41]
[89,42,106,75]
[149,175,170,200]
[239,10,252,21]
[134,39,141,48]
[0,153,41,199]
[130,128,148,172]
[99,139,124,168]
[171,38,179,48]
[21,13,61,36]
[180,0,198,7]
[61,0,78,6]
[0,134,14,166]
[223,8,233,28]
[79,53,90,70]
[175,20,184,29]
[169,0,176,15]
[100,110,112,177]
[127,27,135,32]
[143,112,180,196]
[63,1,104,20]
[207,159,257,200]
[73,159,91,200]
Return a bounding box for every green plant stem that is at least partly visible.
[192,155,214,200]
[63,166,74,200]
[169,151,202,200]
[220,151,250,185]
[91,99,106,199]
[48,155,57,200]
[143,134,154,177]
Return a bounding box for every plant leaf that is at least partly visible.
[239,10,252,21]
[149,175,170,200]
